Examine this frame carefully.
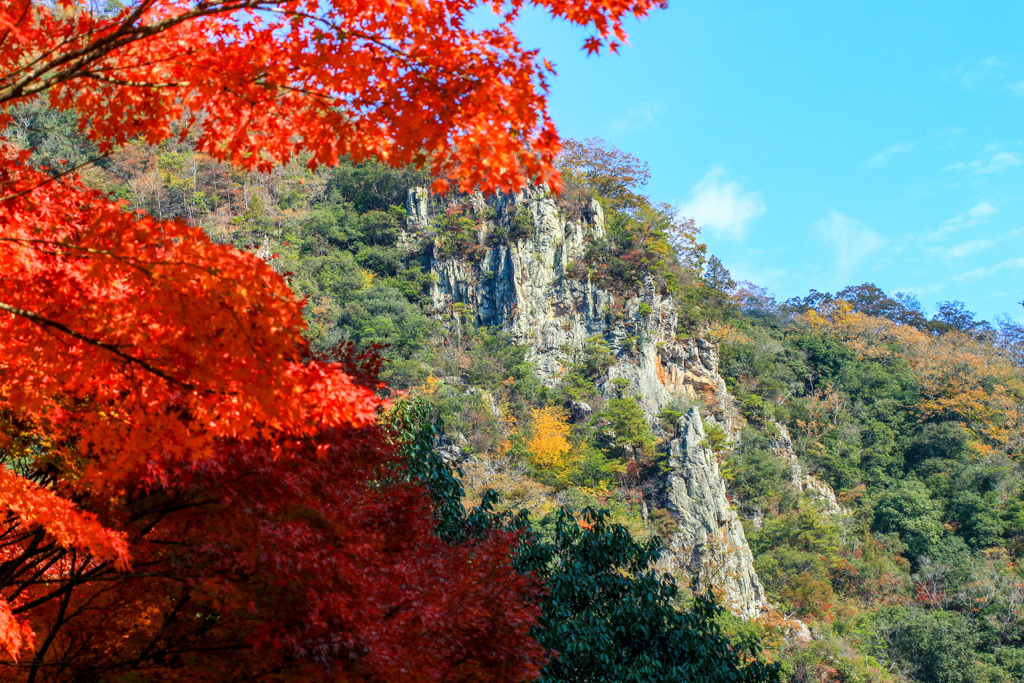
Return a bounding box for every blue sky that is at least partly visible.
[512,1,1024,322]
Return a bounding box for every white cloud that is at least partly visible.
[862,143,913,168]
[944,151,1022,175]
[935,128,966,150]
[816,211,887,274]
[607,101,663,134]
[1011,81,1024,96]
[977,152,1021,174]
[944,239,995,259]
[968,202,998,218]
[677,166,765,241]
[925,202,999,239]
[951,56,1006,89]
[957,256,1024,281]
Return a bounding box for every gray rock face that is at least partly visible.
[434,435,464,465]
[770,422,847,516]
[420,186,736,424]
[406,186,431,230]
[564,400,593,424]
[663,408,769,619]
[427,186,612,381]
[254,235,273,262]
[413,186,767,618]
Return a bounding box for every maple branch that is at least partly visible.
[131,497,218,536]
[12,572,178,586]
[27,575,71,683]
[260,8,424,67]
[0,528,50,585]
[259,6,505,100]
[12,560,112,616]
[0,150,111,204]
[75,71,182,89]
[0,234,278,294]
[0,2,155,87]
[0,237,163,279]
[7,553,68,599]
[0,300,182,386]
[0,0,268,105]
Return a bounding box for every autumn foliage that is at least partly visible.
[528,407,574,473]
[0,0,667,677]
[0,423,545,681]
[0,166,547,675]
[802,302,1024,455]
[0,0,663,194]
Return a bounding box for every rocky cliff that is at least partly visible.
[415,185,738,424]
[663,408,769,619]
[409,185,766,617]
[769,422,847,516]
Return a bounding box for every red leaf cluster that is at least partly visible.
[1,427,544,680]
[1,0,664,194]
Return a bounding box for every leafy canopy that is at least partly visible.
[1,0,665,193]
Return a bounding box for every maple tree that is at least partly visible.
[0,409,547,680]
[0,0,667,675]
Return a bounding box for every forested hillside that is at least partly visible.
[16,106,1024,682]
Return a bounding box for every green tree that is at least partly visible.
[873,480,944,559]
[518,508,779,683]
[876,607,979,683]
[930,300,991,335]
[749,506,843,619]
[905,422,973,475]
[603,396,657,457]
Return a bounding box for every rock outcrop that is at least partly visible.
[412,186,766,617]
[406,186,431,230]
[564,400,593,424]
[422,185,736,425]
[769,422,847,516]
[663,408,769,619]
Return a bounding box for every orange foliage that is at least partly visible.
[0,467,128,569]
[0,0,664,194]
[784,572,837,622]
[0,602,31,662]
[799,305,1024,455]
[0,157,382,483]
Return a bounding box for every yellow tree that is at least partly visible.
[529,407,574,474]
